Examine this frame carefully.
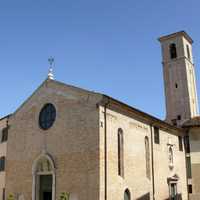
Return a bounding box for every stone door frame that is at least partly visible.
[167,174,179,200]
[32,153,56,200]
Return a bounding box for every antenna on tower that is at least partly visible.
[47,57,55,80]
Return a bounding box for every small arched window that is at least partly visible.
[1,127,8,143]
[0,156,5,171]
[170,43,177,59]
[145,136,151,180]
[118,128,124,177]
[124,189,131,200]
[169,147,174,168]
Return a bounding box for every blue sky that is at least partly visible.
[1,0,200,119]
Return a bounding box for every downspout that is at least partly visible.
[150,124,155,200]
[184,129,190,200]
[104,98,110,200]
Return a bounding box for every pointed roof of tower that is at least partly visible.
[158,31,193,44]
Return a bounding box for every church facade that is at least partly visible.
[0,31,200,200]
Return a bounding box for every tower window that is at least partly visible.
[170,43,177,59]
[171,119,177,126]
[118,128,124,177]
[154,127,160,144]
[175,83,178,88]
[186,45,191,60]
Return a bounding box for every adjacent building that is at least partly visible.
[0,115,9,199]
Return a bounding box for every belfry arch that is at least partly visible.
[32,153,56,200]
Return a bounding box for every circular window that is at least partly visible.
[39,103,56,130]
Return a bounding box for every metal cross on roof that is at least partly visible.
[48,57,54,67]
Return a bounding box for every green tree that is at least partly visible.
[7,194,14,200]
[59,192,70,200]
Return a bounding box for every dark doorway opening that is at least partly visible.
[39,175,52,200]
[43,192,52,200]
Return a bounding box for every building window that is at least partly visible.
[178,136,183,151]
[39,103,56,130]
[170,183,177,199]
[186,156,192,178]
[2,188,5,200]
[124,189,131,200]
[169,147,174,169]
[186,45,191,60]
[145,136,151,180]
[0,157,5,172]
[175,83,178,88]
[188,185,192,194]
[184,136,190,153]
[154,127,160,144]
[118,128,124,177]
[177,115,181,120]
[1,127,8,143]
[170,43,177,59]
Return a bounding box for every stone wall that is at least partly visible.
[5,79,102,200]
[99,104,188,200]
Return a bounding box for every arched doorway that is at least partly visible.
[167,174,179,200]
[124,189,131,200]
[32,153,56,200]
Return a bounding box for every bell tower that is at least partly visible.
[159,31,199,125]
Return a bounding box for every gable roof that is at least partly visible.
[101,95,184,134]
[0,114,11,121]
[12,78,102,117]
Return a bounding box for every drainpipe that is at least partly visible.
[184,130,190,200]
[104,99,110,200]
[150,125,155,200]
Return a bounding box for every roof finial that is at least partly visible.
[48,57,54,80]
